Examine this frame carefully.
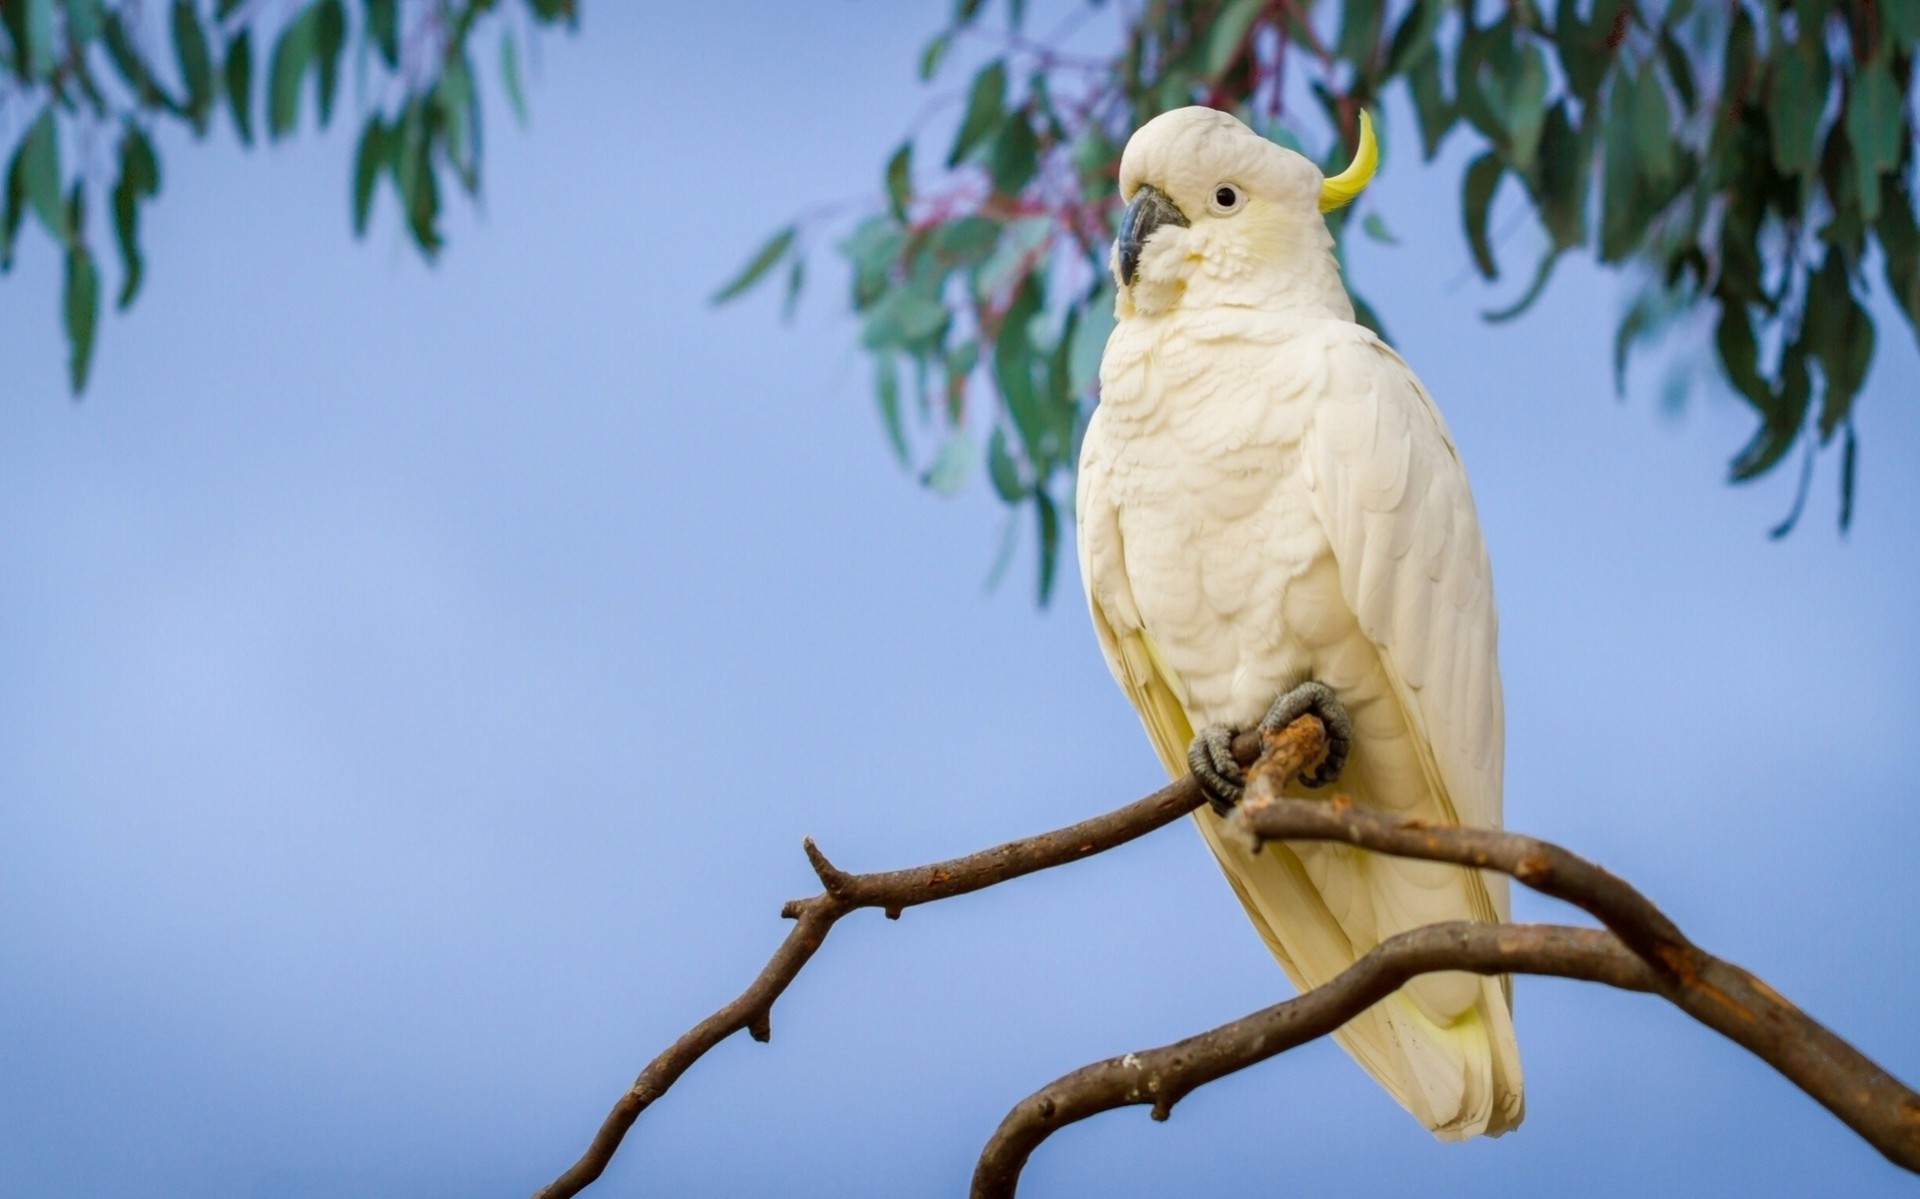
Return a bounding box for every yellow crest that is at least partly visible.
[1318,110,1378,213]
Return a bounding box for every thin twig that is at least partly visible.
[967,733,1920,1196]
[529,719,1329,1199]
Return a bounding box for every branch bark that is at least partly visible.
[534,715,1920,1198]
[530,720,1327,1199]
[968,726,1920,1197]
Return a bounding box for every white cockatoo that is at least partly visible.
[1075,106,1523,1138]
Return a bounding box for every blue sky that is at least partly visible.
[2,4,1917,1197]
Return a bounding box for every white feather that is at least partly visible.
[1076,106,1522,1139]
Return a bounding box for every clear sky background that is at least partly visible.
[3,5,1917,1197]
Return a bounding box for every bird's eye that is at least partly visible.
[1210,184,1244,215]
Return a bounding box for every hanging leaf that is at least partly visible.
[171,1,216,129]
[224,30,255,144]
[1461,151,1502,279]
[922,431,979,495]
[948,60,1007,166]
[111,124,161,308]
[267,4,321,138]
[712,225,798,304]
[501,30,529,126]
[64,238,101,392]
[884,142,912,221]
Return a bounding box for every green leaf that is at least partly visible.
[1805,248,1874,441]
[110,124,160,308]
[64,238,101,392]
[841,214,905,308]
[781,254,805,321]
[874,354,911,464]
[351,116,390,235]
[1766,30,1829,176]
[1461,151,1502,279]
[395,98,442,255]
[922,430,978,495]
[1483,249,1560,322]
[23,0,55,80]
[987,425,1028,501]
[315,0,347,127]
[103,12,177,109]
[1714,301,1770,414]
[223,30,254,144]
[1844,59,1901,220]
[436,52,479,190]
[1,143,25,269]
[1503,43,1549,170]
[1065,283,1114,395]
[884,142,912,221]
[268,4,320,138]
[1878,177,1920,335]
[1405,52,1455,158]
[1360,212,1398,245]
[918,30,951,80]
[1033,488,1060,604]
[1613,290,1654,395]
[1203,0,1264,77]
[18,108,67,244]
[171,0,215,128]
[1839,422,1857,532]
[65,0,104,45]
[366,0,399,67]
[986,114,1038,194]
[948,59,1006,167]
[930,214,1000,264]
[1529,100,1590,248]
[1599,72,1642,262]
[1385,0,1445,75]
[1729,342,1808,481]
[712,224,797,304]
[974,215,1049,300]
[500,30,529,126]
[1630,65,1677,193]
[861,288,947,350]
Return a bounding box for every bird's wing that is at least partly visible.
[1074,408,1440,1112]
[1299,325,1507,917]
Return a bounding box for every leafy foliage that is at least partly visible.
[0,0,576,392]
[721,0,1920,595]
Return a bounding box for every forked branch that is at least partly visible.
[968,727,1920,1196]
[534,716,1920,1199]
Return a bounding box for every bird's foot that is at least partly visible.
[1259,680,1352,789]
[1188,681,1353,815]
[1187,724,1245,816]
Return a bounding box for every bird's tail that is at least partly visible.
[1193,808,1525,1138]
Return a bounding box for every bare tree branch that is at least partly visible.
[530,720,1327,1199]
[536,714,1919,1198]
[970,922,1653,1197]
[968,726,1920,1197]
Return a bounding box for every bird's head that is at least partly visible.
[1111,106,1376,317]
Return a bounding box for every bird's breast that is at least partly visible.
[1095,313,1341,728]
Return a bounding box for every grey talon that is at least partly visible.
[1258,680,1354,789]
[1187,723,1245,815]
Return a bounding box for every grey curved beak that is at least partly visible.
[1117,184,1189,287]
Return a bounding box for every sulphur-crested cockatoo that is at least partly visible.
[1075,106,1522,1138]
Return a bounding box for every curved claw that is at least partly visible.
[1259,680,1354,789]
[1187,724,1245,815]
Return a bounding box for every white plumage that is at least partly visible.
[1075,107,1523,1138]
